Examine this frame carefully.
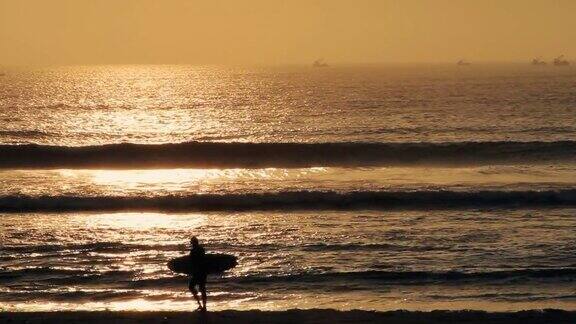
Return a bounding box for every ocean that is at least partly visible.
[0,64,575,311]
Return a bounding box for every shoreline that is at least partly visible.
[1,309,575,324]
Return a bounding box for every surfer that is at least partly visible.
[188,236,208,311]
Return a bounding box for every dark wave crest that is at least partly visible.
[5,267,573,287]
[2,189,576,212]
[0,267,135,284]
[2,242,436,256]
[234,268,576,284]
[1,242,185,254]
[1,140,575,168]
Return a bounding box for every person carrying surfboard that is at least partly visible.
[188,236,208,311]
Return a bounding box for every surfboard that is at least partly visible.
[167,253,237,275]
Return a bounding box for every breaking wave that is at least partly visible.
[0,140,575,168]
[1,189,576,212]
[3,267,574,288]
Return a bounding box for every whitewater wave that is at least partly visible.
[1,141,575,168]
[2,189,576,212]
[0,130,52,138]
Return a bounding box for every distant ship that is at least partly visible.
[457,59,471,66]
[553,55,570,66]
[531,57,547,66]
[312,58,329,68]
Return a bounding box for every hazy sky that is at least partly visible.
[1,0,575,65]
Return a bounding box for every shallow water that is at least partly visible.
[2,209,576,311]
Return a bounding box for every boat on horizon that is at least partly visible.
[313,58,329,68]
[457,59,471,66]
[553,55,570,66]
[531,57,547,66]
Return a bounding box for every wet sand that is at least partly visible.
[1,309,575,324]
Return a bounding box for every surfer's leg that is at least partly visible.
[199,280,207,311]
[188,277,202,308]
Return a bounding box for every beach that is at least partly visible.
[3,310,576,324]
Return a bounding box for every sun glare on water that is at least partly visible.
[90,169,222,188]
[53,168,330,196]
[80,212,208,230]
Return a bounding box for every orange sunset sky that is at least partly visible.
[1,0,575,65]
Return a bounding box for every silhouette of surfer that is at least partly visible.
[188,236,208,311]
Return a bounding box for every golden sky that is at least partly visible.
[1,0,575,65]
